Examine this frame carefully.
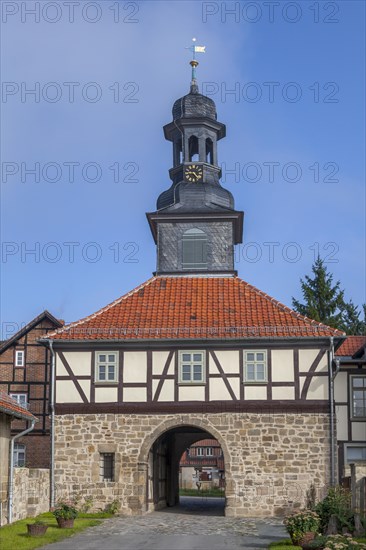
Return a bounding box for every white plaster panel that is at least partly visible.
[299,349,319,372]
[95,387,118,403]
[307,377,329,399]
[63,351,91,376]
[56,354,68,377]
[56,381,83,403]
[299,376,306,396]
[152,352,170,375]
[158,380,174,401]
[78,380,90,400]
[316,354,328,373]
[335,405,348,441]
[213,351,240,374]
[209,379,232,401]
[244,386,267,400]
[123,352,147,383]
[123,387,147,402]
[271,350,294,382]
[334,372,348,403]
[209,358,220,375]
[352,422,366,441]
[179,386,205,401]
[272,386,295,400]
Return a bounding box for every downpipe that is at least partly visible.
[44,339,56,508]
[8,419,36,523]
[328,337,341,487]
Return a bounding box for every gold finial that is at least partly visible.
[186,38,206,88]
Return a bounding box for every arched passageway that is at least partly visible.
[143,424,227,515]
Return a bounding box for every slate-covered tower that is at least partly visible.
[147,62,243,275]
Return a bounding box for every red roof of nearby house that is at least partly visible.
[0,391,37,421]
[46,277,344,341]
[336,336,366,357]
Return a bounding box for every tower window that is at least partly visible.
[188,135,199,162]
[182,228,207,270]
[206,138,213,164]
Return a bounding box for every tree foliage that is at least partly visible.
[292,257,365,334]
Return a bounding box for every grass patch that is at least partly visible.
[179,488,225,498]
[0,512,109,550]
[268,541,301,549]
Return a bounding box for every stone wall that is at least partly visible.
[0,468,50,525]
[54,412,331,517]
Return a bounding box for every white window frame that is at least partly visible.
[350,375,366,420]
[196,447,204,456]
[15,350,24,367]
[206,447,213,456]
[178,351,206,384]
[244,350,268,383]
[344,443,366,464]
[13,443,26,467]
[10,393,28,408]
[95,352,119,383]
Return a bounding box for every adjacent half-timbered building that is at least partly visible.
[43,66,352,517]
[334,336,366,480]
[0,311,62,468]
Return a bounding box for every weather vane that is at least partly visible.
[185,38,206,86]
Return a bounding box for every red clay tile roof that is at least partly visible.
[46,276,345,341]
[336,336,366,357]
[0,391,37,421]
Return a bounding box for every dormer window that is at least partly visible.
[182,228,208,270]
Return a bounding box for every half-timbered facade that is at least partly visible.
[43,64,353,517]
[334,336,366,480]
[0,311,62,468]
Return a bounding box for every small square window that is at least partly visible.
[10,394,28,408]
[244,351,268,383]
[345,445,366,463]
[15,351,24,367]
[96,352,118,383]
[179,351,205,384]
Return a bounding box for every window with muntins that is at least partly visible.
[179,351,205,384]
[100,453,115,481]
[244,351,267,382]
[14,443,26,467]
[95,352,118,383]
[10,393,28,408]
[351,376,366,419]
[182,228,208,270]
[15,350,24,367]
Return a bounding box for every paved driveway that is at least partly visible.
[45,497,287,550]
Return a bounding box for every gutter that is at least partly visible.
[328,337,341,487]
[9,418,36,523]
[43,339,56,508]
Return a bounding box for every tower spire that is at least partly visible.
[186,38,205,93]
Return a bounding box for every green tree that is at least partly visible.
[340,300,366,335]
[292,257,345,329]
[292,257,366,334]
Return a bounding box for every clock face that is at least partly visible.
[185,164,203,182]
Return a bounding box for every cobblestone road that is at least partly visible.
[46,497,287,550]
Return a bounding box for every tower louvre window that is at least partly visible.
[188,135,199,162]
[206,138,213,164]
[182,228,208,270]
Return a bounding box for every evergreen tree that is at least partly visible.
[340,300,366,335]
[292,257,345,329]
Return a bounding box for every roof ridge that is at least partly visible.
[235,277,345,336]
[46,277,157,338]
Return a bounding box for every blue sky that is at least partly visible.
[1,0,365,336]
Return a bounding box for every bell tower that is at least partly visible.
[147,45,243,275]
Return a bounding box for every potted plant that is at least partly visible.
[284,510,321,547]
[52,501,78,528]
[27,519,48,536]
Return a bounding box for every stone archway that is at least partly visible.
[137,416,233,515]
